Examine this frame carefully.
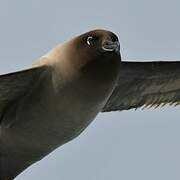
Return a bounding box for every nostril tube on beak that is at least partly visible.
[102,40,120,54]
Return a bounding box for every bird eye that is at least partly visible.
[86,36,94,46]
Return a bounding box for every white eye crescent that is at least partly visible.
[87,36,93,45]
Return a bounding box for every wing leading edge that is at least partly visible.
[0,65,49,180]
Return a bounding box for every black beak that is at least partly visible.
[102,40,120,54]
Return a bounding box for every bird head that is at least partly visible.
[40,29,121,83]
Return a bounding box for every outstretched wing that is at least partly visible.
[102,61,180,112]
[0,65,49,180]
[0,66,49,124]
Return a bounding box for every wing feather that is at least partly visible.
[0,66,49,123]
[0,65,49,180]
[102,61,180,112]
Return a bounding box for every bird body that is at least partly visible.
[0,30,120,179]
[1,29,180,179]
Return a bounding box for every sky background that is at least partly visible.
[0,0,180,179]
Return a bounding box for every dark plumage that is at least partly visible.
[0,29,180,179]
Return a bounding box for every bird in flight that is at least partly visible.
[0,29,180,180]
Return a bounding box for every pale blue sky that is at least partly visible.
[0,0,180,179]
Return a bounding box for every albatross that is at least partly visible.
[0,29,180,179]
